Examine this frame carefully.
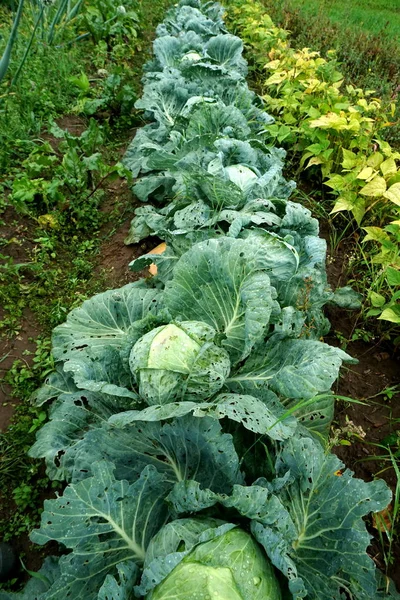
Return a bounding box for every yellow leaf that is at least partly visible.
[309,112,347,130]
[367,152,384,168]
[306,156,323,168]
[265,59,280,69]
[383,182,400,206]
[341,149,358,170]
[379,307,400,324]
[38,214,59,229]
[363,227,390,243]
[149,242,167,276]
[380,157,397,178]
[265,72,286,85]
[372,505,392,532]
[330,197,354,214]
[359,176,387,197]
[356,166,374,180]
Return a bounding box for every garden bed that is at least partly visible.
[0,0,399,597]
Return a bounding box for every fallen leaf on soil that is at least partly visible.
[149,242,166,276]
[372,505,393,532]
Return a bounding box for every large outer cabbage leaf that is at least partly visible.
[63,347,138,400]
[227,335,356,399]
[51,282,164,362]
[205,34,247,74]
[251,435,392,600]
[164,434,391,600]
[62,416,243,490]
[29,462,170,600]
[29,390,134,480]
[108,390,297,441]
[164,237,277,363]
[98,562,139,600]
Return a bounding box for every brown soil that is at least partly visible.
[324,233,400,586]
[94,175,155,288]
[0,206,42,430]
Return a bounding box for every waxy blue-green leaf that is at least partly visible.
[98,562,139,600]
[30,462,170,600]
[108,390,296,441]
[51,282,163,362]
[63,347,138,401]
[31,366,77,407]
[29,391,134,481]
[228,336,355,399]
[68,416,242,490]
[251,435,392,600]
[164,237,276,363]
[205,34,247,74]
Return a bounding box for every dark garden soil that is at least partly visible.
[325,236,400,587]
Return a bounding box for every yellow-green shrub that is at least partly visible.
[225,0,400,329]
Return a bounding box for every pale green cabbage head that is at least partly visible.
[148,527,282,600]
[129,321,231,405]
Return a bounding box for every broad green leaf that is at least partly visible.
[30,463,170,600]
[356,166,374,180]
[108,390,297,440]
[52,283,163,361]
[359,176,386,197]
[324,174,346,191]
[363,226,391,243]
[341,148,358,169]
[251,435,392,600]
[31,367,77,407]
[370,291,386,308]
[67,416,242,491]
[205,34,246,73]
[153,35,182,67]
[98,562,139,600]
[239,229,299,284]
[125,206,170,245]
[63,348,138,401]
[386,266,400,286]
[309,113,347,130]
[164,238,276,363]
[380,157,397,178]
[331,286,362,309]
[284,393,335,436]
[29,391,134,481]
[379,306,400,323]
[227,336,355,399]
[186,101,251,140]
[331,194,356,214]
[367,151,384,169]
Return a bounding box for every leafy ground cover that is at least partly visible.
[223,0,400,344]
[0,1,398,598]
[252,0,400,147]
[0,0,174,582]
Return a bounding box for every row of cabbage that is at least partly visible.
[2,1,397,600]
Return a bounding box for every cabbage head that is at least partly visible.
[130,321,231,405]
[147,527,282,599]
